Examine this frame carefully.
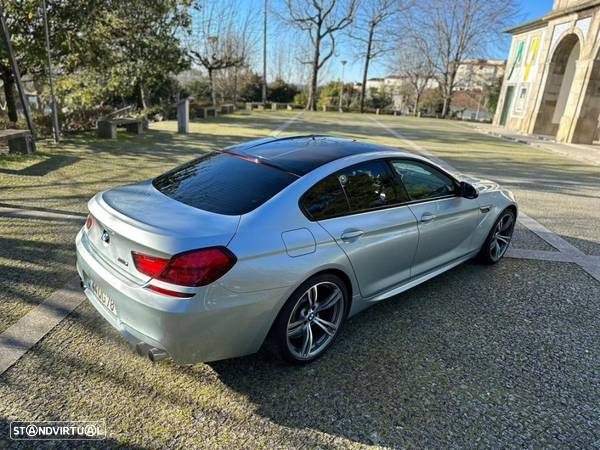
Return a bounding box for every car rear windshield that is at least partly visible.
[152,152,297,215]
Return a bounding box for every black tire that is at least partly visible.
[268,273,349,364]
[478,208,516,264]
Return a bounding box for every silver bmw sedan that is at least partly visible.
[76,136,517,364]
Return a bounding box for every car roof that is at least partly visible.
[224,135,393,176]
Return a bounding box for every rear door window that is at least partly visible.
[301,174,350,220]
[153,152,297,215]
[340,160,406,212]
[301,159,408,220]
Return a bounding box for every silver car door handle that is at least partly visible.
[420,213,436,223]
[340,230,364,241]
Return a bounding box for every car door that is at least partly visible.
[301,159,419,298]
[390,159,480,277]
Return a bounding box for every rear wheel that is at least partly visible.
[479,208,516,264]
[270,274,348,364]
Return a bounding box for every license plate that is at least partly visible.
[88,278,117,316]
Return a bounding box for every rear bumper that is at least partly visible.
[75,229,289,363]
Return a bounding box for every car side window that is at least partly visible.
[339,160,406,212]
[301,174,350,220]
[390,160,456,201]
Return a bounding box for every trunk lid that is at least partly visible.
[86,181,240,284]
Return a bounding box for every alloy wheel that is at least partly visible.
[286,281,345,360]
[489,212,515,262]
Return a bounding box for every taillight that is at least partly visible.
[131,252,169,277]
[85,215,94,230]
[132,247,237,289]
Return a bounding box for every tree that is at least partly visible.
[352,0,408,113]
[187,0,256,106]
[0,0,192,122]
[0,0,60,122]
[392,41,434,115]
[238,71,263,102]
[486,77,502,113]
[268,78,298,103]
[404,0,517,118]
[98,0,192,109]
[282,0,357,111]
[366,86,392,110]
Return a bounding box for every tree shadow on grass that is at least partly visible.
[0,155,79,177]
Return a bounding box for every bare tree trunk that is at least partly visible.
[2,71,18,122]
[441,68,456,118]
[308,37,321,111]
[414,92,421,116]
[208,68,216,106]
[136,80,147,110]
[359,25,374,114]
[233,66,238,105]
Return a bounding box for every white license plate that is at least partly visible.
[89,279,116,316]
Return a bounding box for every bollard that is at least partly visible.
[177,98,189,133]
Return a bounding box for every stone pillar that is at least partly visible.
[177,98,189,134]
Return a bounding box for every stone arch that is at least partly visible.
[571,42,600,144]
[533,33,581,137]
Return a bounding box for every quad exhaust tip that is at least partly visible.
[135,343,168,363]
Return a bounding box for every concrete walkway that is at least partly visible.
[466,122,600,167]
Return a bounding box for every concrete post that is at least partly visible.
[177,98,189,134]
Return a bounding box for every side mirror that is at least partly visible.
[459,181,479,199]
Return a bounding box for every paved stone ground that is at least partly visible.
[468,122,600,168]
[0,111,599,449]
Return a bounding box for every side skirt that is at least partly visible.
[367,251,479,303]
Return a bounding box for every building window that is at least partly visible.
[513,87,528,114]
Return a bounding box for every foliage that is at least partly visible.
[486,78,502,114]
[293,91,308,108]
[183,79,210,101]
[365,87,392,110]
[419,88,443,114]
[238,72,263,102]
[0,0,192,130]
[268,79,298,103]
[317,81,341,109]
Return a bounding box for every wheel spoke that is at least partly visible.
[306,285,318,308]
[315,290,341,312]
[494,241,501,257]
[313,317,338,336]
[496,234,510,244]
[287,320,305,338]
[301,324,313,357]
[500,215,514,232]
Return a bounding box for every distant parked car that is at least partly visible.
[76,136,517,364]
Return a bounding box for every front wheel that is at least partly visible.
[269,274,348,364]
[479,208,516,264]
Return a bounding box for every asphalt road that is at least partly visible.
[0,111,599,449]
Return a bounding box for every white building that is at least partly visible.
[454,59,506,91]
